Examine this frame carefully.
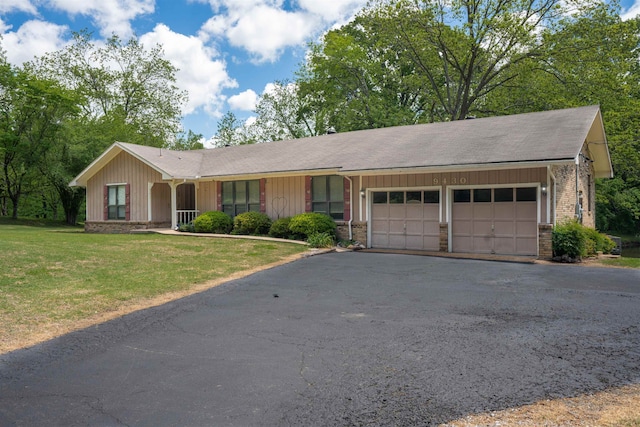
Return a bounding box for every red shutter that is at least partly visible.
[125,184,131,221]
[343,177,351,221]
[216,181,222,211]
[103,185,109,220]
[260,179,266,213]
[305,176,312,213]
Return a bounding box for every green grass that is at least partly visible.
[599,257,640,268]
[0,220,307,352]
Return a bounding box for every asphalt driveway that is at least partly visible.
[1,253,639,426]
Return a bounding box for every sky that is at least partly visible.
[1,0,639,144]
[0,0,369,142]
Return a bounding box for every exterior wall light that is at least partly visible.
[541,184,548,195]
[360,189,366,198]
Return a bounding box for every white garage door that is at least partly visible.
[371,190,440,251]
[451,187,538,255]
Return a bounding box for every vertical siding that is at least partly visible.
[197,181,217,213]
[86,151,163,222]
[151,183,171,222]
[265,176,305,219]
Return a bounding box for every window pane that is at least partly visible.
[223,205,234,217]
[248,180,260,204]
[424,191,439,204]
[406,191,421,203]
[108,206,116,220]
[235,181,247,203]
[494,188,513,202]
[312,176,327,202]
[389,192,404,204]
[249,204,260,212]
[330,202,344,220]
[373,192,387,204]
[473,189,491,203]
[454,189,470,203]
[117,206,126,219]
[235,204,247,215]
[108,186,117,205]
[329,176,344,202]
[516,187,537,202]
[116,186,126,205]
[312,202,328,214]
[222,182,233,204]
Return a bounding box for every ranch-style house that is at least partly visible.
[70,105,612,259]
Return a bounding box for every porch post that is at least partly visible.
[147,182,153,222]
[169,181,178,229]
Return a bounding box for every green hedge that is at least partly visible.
[268,217,293,239]
[288,213,336,240]
[232,211,272,235]
[193,211,233,234]
[552,220,615,259]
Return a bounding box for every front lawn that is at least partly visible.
[0,220,308,353]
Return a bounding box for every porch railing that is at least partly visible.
[177,210,199,225]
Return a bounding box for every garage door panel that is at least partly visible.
[406,220,422,234]
[452,187,538,256]
[371,233,389,248]
[453,204,472,220]
[371,219,389,233]
[405,235,424,250]
[494,204,515,219]
[516,202,537,219]
[388,234,406,249]
[423,221,440,234]
[405,205,423,219]
[389,205,405,217]
[372,205,390,219]
[423,236,440,251]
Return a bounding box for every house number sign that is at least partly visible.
[432,176,467,185]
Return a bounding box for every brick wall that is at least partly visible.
[439,223,448,252]
[551,144,596,228]
[538,224,553,260]
[85,221,170,233]
[335,221,367,246]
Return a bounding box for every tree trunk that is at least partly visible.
[57,184,85,226]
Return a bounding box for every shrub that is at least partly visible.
[178,222,194,232]
[232,211,272,235]
[288,213,336,240]
[307,232,335,248]
[193,211,233,234]
[552,220,615,259]
[552,220,587,259]
[583,227,616,254]
[269,217,293,239]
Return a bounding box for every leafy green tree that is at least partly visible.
[250,80,325,141]
[0,62,79,219]
[169,129,204,151]
[211,111,255,147]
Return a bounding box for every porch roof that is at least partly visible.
[70,105,612,187]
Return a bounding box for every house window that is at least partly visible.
[107,185,126,220]
[222,180,260,217]
[312,176,344,220]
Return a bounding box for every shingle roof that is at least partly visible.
[71,105,612,187]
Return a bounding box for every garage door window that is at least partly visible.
[516,187,537,201]
[389,192,404,203]
[454,189,471,203]
[424,191,439,204]
[406,191,421,203]
[494,188,514,202]
[473,189,492,203]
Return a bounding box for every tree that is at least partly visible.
[169,129,205,151]
[250,80,325,141]
[0,63,78,219]
[30,31,187,147]
[24,31,188,224]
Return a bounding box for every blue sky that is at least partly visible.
[1,0,638,143]
[0,0,368,142]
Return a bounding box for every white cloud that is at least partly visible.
[621,1,640,20]
[1,20,68,65]
[0,0,37,14]
[47,0,154,38]
[228,89,258,111]
[140,24,237,117]
[198,0,367,63]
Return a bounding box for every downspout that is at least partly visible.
[575,156,581,222]
[344,176,354,240]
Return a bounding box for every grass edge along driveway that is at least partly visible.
[0,222,309,354]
